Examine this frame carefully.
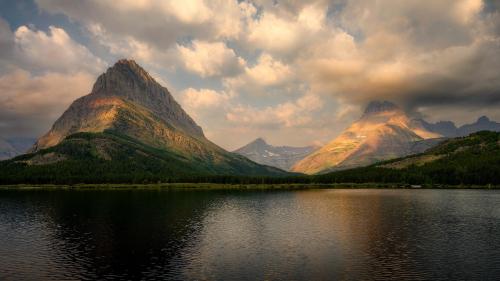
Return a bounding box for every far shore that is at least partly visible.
[0,183,499,190]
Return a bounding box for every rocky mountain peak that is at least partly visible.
[234,138,318,171]
[113,59,154,80]
[31,59,204,152]
[477,116,490,123]
[92,59,155,94]
[116,58,140,67]
[456,115,500,137]
[363,100,400,116]
[252,138,267,146]
[90,59,203,137]
[292,100,441,174]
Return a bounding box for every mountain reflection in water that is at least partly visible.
[1,189,499,280]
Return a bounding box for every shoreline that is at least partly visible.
[0,183,499,190]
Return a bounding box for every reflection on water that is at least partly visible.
[1,189,500,280]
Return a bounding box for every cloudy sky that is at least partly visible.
[0,0,499,150]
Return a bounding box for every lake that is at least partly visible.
[1,188,499,280]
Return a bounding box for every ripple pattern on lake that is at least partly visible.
[1,189,500,280]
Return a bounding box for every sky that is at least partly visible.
[0,0,499,150]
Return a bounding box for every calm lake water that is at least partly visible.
[1,188,500,280]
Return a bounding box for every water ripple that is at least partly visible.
[0,189,499,280]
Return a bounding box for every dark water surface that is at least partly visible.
[1,189,500,280]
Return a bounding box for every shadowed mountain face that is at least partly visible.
[292,101,444,174]
[3,59,286,182]
[234,138,318,171]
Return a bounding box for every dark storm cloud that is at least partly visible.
[298,0,500,117]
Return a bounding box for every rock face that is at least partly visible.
[292,101,443,174]
[234,138,318,171]
[26,59,285,177]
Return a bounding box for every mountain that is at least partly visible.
[412,119,458,137]
[0,137,36,160]
[233,138,318,171]
[30,59,204,152]
[8,137,36,153]
[1,59,285,183]
[0,138,17,160]
[0,132,286,184]
[317,131,500,185]
[458,116,500,136]
[292,101,444,174]
[413,116,500,137]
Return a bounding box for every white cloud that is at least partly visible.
[161,0,251,38]
[245,53,292,86]
[160,0,212,24]
[88,23,154,62]
[0,69,95,137]
[247,13,300,53]
[13,25,104,73]
[0,19,103,138]
[226,93,323,128]
[0,69,94,115]
[224,53,295,95]
[177,40,245,77]
[246,4,327,54]
[298,4,326,32]
[36,0,253,48]
[180,87,232,109]
[454,0,484,24]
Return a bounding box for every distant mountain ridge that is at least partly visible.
[414,116,500,137]
[1,59,286,183]
[234,138,318,171]
[0,137,36,160]
[0,139,16,160]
